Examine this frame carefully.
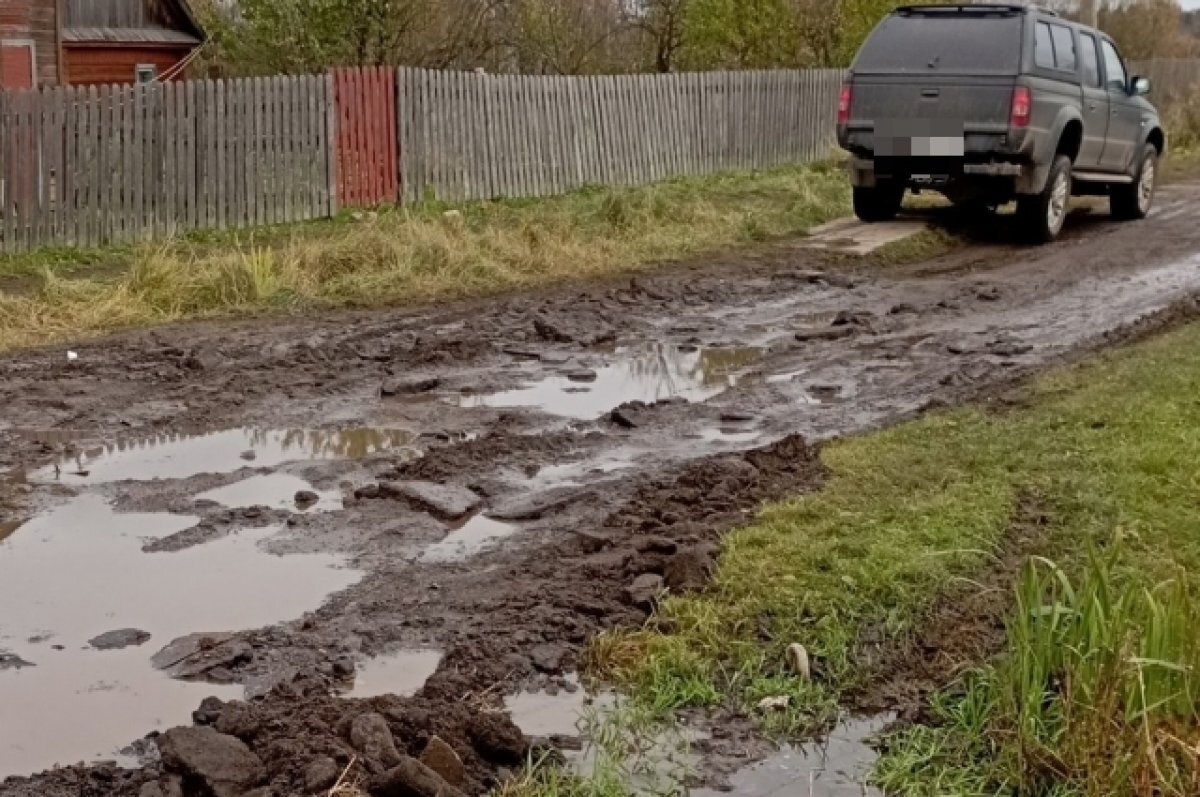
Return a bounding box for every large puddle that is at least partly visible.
[30,427,417,484]
[691,714,893,797]
[1,427,390,776]
[463,344,762,419]
[343,649,443,699]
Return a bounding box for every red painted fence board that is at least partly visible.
[332,66,397,208]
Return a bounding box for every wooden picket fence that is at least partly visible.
[0,75,336,251]
[397,68,847,203]
[2,60,1199,254]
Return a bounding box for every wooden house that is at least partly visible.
[0,0,204,89]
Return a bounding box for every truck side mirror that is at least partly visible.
[1131,76,1151,96]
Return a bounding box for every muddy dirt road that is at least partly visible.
[3,186,1200,797]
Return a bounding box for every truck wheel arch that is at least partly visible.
[1145,127,1166,157]
[1018,111,1084,196]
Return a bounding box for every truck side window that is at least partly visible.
[1050,25,1076,72]
[1101,40,1128,93]
[1080,33,1102,88]
[1035,22,1055,69]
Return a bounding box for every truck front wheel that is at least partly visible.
[1110,145,1158,221]
[853,183,905,223]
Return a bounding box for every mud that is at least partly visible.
[4,188,1200,794]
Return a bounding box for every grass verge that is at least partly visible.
[0,163,850,352]
[573,316,1200,796]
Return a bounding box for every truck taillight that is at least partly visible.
[838,84,852,125]
[1011,86,1031,128]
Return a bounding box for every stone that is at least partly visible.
[467,712,526,764]
[304,756,341,793]
[355,484,381,500]
[294,490,319,506]
[573,530,612,553]
[333,655,356,677]
[975,285,1001,301]
[379,481,482,520]
[369,756,467,797]
[609,408,639,429]
[624,574,664,610]
[89,628,151,650]
[794,326,854,343]
[634,536,677,555]
[566,370,597,383]
[719,411,756,423]
[239,450,257,461]
[0,651,34,670]
[153,634,253,680]
[381,377,441,397]
[214,701,261,740]
[889,302,919,315]
[192,696,226,725]
[349,712,402,769]
[528,643,567,674]
[419,736,466,789]
[157,726,266,797]
[663,545,719,594]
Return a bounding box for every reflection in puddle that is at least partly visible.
[419,515,518,563]
[345,649,442,698]
[505,676,616,738]
[195,474,342,512]
[691,714,893,797]
[0,495,361,776]
[462,345,763,419]
[31,427,418,484]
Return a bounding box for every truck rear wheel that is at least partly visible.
[1017,154,1071,244]
[1110,146,1157,221]
[853,183,904,223]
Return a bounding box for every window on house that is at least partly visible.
[136,64,157,84]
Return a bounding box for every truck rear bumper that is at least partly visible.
[849,156,1037,191]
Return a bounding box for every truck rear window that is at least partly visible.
[853,13,1022,75]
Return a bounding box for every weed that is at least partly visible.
[581,321,1200,795]
[0,163,851,352]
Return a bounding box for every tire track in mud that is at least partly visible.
[3,185,1200,795]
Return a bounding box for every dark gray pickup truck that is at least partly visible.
[837,4,1165,242]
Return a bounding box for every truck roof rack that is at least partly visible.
[896,4,1052,16]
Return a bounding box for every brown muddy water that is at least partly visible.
[0,428,428,775]
[461,344,763,419]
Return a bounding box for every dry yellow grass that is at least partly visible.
[0,163,850,352]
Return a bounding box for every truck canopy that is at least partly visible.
[853,7,1024,76]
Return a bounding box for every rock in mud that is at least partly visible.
[379,480,482,520]
[153,634,254,680]
[89,628,152,650]
[294,490,319,506]
[624,573,664,610]
[304,756,341,792]
[719,410,756,423]
[467,712,527,763]
[381,377,441,396]
[369,756,467,797]
[157,726,266,797]
[349,712,403,769]
[0,651,35,670]
[609,407,640,429]
[528,643,567,674]
[419,736,466,788]
[532,313,614,346]
[192,696,226,725]
[355,483,381,500]
[572,529,613,553]
[975,285,1001,301]
[663,544,719,594]
[794,326,854,343]
[214,701,262,740]
[566,370,597,383]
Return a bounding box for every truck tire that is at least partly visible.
[853,183,904,223]
[1110,145,1158,221]
[1017,154,1072,244]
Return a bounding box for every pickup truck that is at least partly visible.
[837,4,1165,243]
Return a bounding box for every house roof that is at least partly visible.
[61,26,202,44]
[62,0,206,45]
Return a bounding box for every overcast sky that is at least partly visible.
[1182,0,1200,9]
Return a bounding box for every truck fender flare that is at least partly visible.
[1017,109,1083,196]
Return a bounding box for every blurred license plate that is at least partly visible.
[875,119,965,157]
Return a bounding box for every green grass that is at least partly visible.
[579,319,1200,795]
[0,163,851,352]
